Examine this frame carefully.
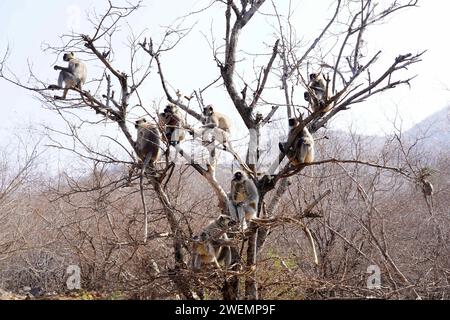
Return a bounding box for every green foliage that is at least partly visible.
[267,247,297,270]
[109,291,125,300]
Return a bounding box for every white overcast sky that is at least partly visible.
[1,0,449,153]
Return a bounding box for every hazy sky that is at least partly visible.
[1,0,449,155]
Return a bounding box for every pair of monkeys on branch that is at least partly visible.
[191,170,259,271]
[276,72,330,167]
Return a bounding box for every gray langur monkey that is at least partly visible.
[201,105,231,134]
[229,171,259,230]
[304,73,331,113]
[191,233,232,272]
[278,118,315,166]
[200,104,232,162]
[191,215,232,272]
[201,214,232,238]
[48,52,87,100]
[201,105,231,144]
[422,179,434,196]
[158,104,186,146]
[134,118,162,243]
[134,118,162,166]
[421,178,434,214]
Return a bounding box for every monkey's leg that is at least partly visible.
[224,248,232,270]
[57,71,66,88]
[212,257,222,270]
[192,255,200,272]
[52,72,68,97]
[61,87,70,100]
[298,143,309,164]
[171,128,184,146]
[207,143,217,167]
[237,206,247,231]
[227,201,238,221]
[75,79,83,90]
[218,246,232,270]
[309,94,321,113]
[55,87,69,100]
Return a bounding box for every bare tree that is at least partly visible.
[2,0,442,300]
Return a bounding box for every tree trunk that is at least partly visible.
[222,247,241,300]
[245,226,258,299]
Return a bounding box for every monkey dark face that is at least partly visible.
[218,215,231,227]
[309,73,317,81]
[203,105,214,117]
[164,104,176,115]
[63,52,75,62]
[135,118,147,129]
[199,232,209,242]
[233,171,244,182]
[288,118,299,128]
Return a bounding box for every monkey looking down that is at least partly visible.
[134,118,162,165]
[201,215,232,239]
[202,105,231,134]
[191,229,232,272]
[158,104,186,146]
[48,52,87,100]
[200,104,232,161]
[279,118,315,166]
[304,73,331,113]
[229,171,259,230]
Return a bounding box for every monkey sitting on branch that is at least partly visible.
[134,118,162,169]
[191,215,232,272]
[48,52,87,100]
[304,72,332,114]
[421,179,434,197]
[199,105,232,160]
[198,104,252,172]
[228,171,259,231]
[201,105,231,136]
[158,104,186,146]
[419,174,434,215]
[278,118,315,166]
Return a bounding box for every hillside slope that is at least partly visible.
[405,106,450,151]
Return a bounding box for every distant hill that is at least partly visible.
[201,106,450,167]
[405,106,450,152]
